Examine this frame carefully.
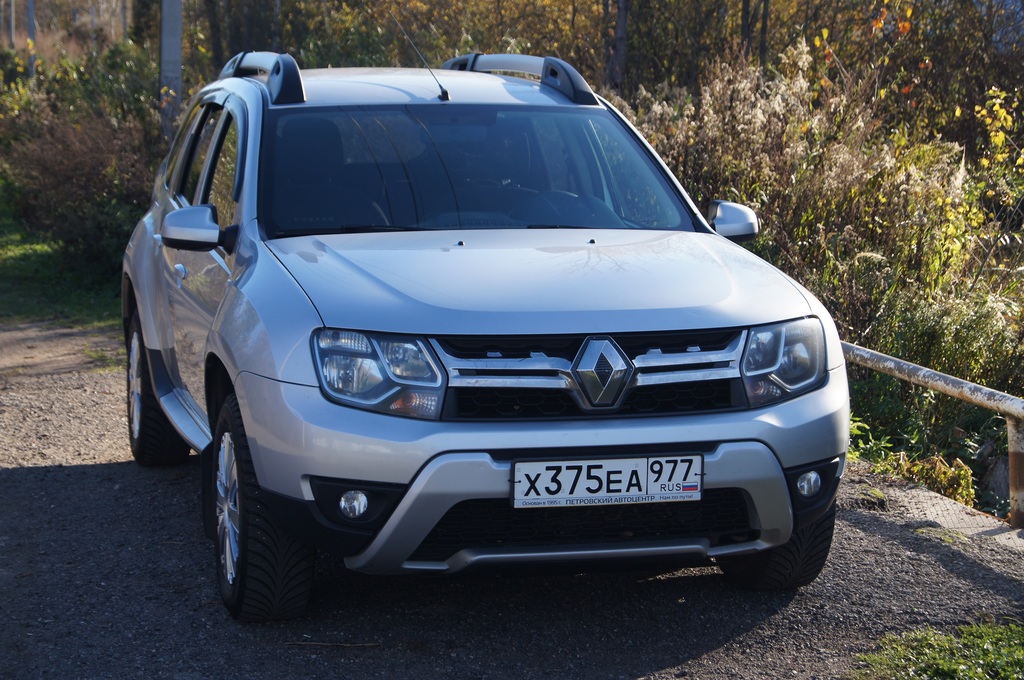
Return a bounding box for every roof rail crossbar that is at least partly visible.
[220,51,306,105]
[442,53,598,106]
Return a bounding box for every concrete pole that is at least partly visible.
[159,0,183,140]
[1009,418,1023,529]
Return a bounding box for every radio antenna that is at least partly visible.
[391,12,450,101]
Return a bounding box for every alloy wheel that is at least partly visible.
[216,432,241,585]
[128,332,143,442]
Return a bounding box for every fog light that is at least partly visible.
[339,490,369,519]
[796,471,822,497]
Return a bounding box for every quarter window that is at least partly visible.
[182,107,225,205]
[204,116,239,227]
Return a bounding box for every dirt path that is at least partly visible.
[1,323,1022,679]
[0,323,125,469]
[0,322,123,377]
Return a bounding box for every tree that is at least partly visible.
[606,0,627,89]
[740,0,772,64]
[203,0,224,69]
[131,0,159,43]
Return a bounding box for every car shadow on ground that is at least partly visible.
[1,458,800,679]
[303,559,797,677]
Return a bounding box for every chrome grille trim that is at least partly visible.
[431,330,746,391]
[633,331,746,385]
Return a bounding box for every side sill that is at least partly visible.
[146,346,211,451]
[158,391,212,452]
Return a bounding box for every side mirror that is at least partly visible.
[707,200,759,243]
[161,205,237,252]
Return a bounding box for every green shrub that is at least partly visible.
[872,451,977,506]
[852,289,1022,462]
[0,48,25,85]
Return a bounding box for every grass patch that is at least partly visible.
[853,622,1024,679]
[0,185,121,327]
[83,342,125,370]
[914,526,970,545]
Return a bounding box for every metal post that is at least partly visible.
[27,0,34,78]
[9,0,14,51]
[842,342,1024,529]
[159,0,183,140]
[1009,417,1023,529]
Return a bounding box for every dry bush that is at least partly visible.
[614,41,1023,480]
[4,107,153,282]
[613,41,992,341]
[0,42,161,284]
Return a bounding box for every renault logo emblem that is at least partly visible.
[572,337,633,408]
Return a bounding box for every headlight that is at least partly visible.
[741,318,826,407]
[312,329,446,419]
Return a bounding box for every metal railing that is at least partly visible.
[842,342,1024,529]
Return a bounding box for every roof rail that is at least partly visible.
[441,53,599,106]
[219,51,306,105]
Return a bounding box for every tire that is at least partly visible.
[718,501,836,591]
[213,394,316,622]
[126,313,190,466]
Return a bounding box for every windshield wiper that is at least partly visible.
[273,225,431,238]
[339,225,429,233]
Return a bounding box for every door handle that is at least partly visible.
[174,263,188,287]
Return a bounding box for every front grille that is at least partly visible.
[449,379,738,419]
[450,387,577,419]
[623,380,737,414]
[432,329,749,421]
[408,489,756,562]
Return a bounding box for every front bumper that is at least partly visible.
[235,367,848,574]
[349,444,794,573]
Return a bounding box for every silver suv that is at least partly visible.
[122,51,849,621]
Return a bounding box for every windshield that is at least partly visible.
[259,105,696,237]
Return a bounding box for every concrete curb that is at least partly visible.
[898,484,1024,552]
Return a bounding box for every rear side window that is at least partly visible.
[260,106,695,237]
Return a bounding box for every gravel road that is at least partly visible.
[1,323,1022,679]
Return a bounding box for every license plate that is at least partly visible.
[512,455,703,508]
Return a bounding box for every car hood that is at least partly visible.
[266,229,812,335]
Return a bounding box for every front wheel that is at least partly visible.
[213,394,316,622]
[126,312,190,466]
[717,502,836,590]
